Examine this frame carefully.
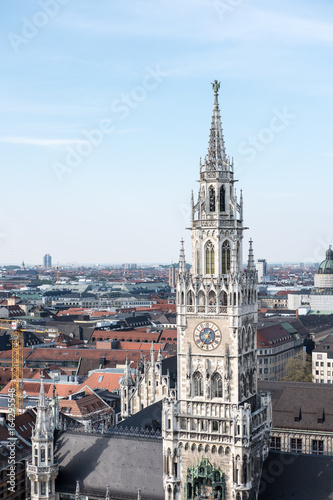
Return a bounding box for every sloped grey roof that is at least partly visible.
[259,452,333,500]
[258,380,333,432]
[117,401,162,431]
[55,431,164,499]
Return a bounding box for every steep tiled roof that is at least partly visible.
[257,324,294,348]
[258,380,333,432]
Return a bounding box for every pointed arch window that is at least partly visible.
[205,241,215,274]
[220,185,225,212]
[193,371,203,397]
[209,187,216,212]
[221,240,231,274]
[212,373,223,398]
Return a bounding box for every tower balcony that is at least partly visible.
[186,305,227,314]
[200,170,232,181]
[27,463,59,476]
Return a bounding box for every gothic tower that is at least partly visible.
[162,82,271,500]
[27,378,59,499]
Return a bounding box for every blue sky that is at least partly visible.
[1,0,333,266]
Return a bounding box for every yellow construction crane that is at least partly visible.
[11,321,24,415]
[9,320,62,414]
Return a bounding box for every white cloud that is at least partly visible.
[0,136,85,148]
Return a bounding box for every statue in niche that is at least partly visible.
[206,376,211,399]
[224,376,230,401]
[240,378,244,399]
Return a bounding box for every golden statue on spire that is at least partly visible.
[211,80,220,94]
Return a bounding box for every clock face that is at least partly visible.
[194,322,221,351]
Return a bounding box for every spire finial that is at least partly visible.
[211,80,221,95]
[105,485,111,500]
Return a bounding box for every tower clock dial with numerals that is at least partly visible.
[194,322,221,351]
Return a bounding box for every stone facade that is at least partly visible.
[120,346,175,419]
[162,82,271,500]
[26,379,58,500]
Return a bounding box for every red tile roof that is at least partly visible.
[78,372,123,392]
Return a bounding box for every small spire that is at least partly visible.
[123,351,134,387]
[105,485,111,500]
[247,238,256,271]
[39,373,46,409]
[179,238,186,273]
[158,345,163,363]
[150,342,155,366]
[137,489,142,500]
[240,189,243,221]
[75,480,80,500]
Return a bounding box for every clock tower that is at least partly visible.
[162,82,271,500]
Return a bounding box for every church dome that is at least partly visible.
[318,246,333,274]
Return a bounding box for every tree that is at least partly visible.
[283,353,313,382]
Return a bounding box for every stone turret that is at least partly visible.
[27,377,58,499]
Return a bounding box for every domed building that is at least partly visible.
[314,246,333,292]
[288,246,333,313]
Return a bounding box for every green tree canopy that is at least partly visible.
[283,352,313,382]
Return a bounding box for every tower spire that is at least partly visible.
[247,238,256,272]
[123,351,134,387]
[27,375,58,499]
[205,80,227,172]
[75,480,80,500]
[178,238,186,273]
[34,375,52,440]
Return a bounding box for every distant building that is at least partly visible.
[288,246,333,312]
[257,323,304,380]
[259,380,333,457]
[312,332,333,384]
[168,263,176,288]
[257,259,267,283]
[43,253,52,268]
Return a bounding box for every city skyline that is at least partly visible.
[1,0,333,265]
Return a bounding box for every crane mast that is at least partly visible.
[11,321,24,414]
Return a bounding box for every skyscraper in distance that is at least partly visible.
[43,254,52,268]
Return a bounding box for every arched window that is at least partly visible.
[205,241,215,274]
[187,290,194,305]
[221,240,231,274]
[208,290,216,305]
[209,187,216,212]
[212,373,223,398]
[198,290,205,306]
[220,291,228,306]
[220,185,225,212]
[193,371,203,397]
